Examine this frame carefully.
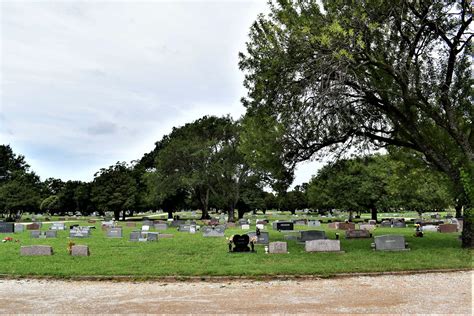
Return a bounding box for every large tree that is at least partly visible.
[239,0,473,247]
[91,162,137,221]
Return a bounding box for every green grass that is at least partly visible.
[0,218,471,278]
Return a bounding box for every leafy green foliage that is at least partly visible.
[240,0,473,247]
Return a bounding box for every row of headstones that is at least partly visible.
[20,245,89,256]
[234,234,409,253]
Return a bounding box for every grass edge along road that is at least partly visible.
[0,220,472,278]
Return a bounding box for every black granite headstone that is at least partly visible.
[231,234,251,252]
[0,222,14,233]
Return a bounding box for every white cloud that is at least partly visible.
[1,0,322,184]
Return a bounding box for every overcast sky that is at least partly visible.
[0,0,322,186]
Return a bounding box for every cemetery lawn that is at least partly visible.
[0,221,472,278]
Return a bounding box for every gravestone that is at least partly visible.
[141,225,150,232]
[189,226,196,234]
[14,223,24,233]
[241,224,250,230]
[368,220,377,225]
[226,222,236,228]
[421,225,438,232]
[106,227,123,238]
[293,219,307,226]
[209,219,219,226]
[154,223,168,231]
[126,222,136,227]
[238,219,249,225]
[158,234,174,239]
[380,220,391,227]
[202,226,225,237]
[392,221,406,228]
[269,241,288,254]
[345,229,371,239]
[30,230,41,238]
[45,230,57,238]
[359,224,376,231]
[130,231,159,242]
[305,240,341,252]
[246,231,269,244]
[0,222,14,233]
[70,227,91,238]
[71,245,90,256]
[178,224,195,232]
[26,223,40,230]
[272,221,294,231]
[256,224,265,230]
[231,234,251,252]
[337,222,356,230]
[142,220,155,227]
[372,235,409,251]
[298,230,326,242]
[256,220,268,225]
[438,224,457,233]
[50,223,65,230]
[307,220,321,227]
[327,222,339,229]
[170,220,186,227]
[20,245,53,256]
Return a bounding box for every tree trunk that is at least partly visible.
[237,208,246,219]
[461,208,472,248]
[200,188,211,220]
[227,207,235,223]
[371,207,377,221]
[113,210,120,221]
[167,210,173,219]
[122,210,126,221]
[290,209,296,215]
[262,209,266,215]
[348,209,353,222]
[455,203,462,218]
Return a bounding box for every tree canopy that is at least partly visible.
[239,0,472,247]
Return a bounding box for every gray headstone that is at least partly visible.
[269,241,287,254]
[30,230,41,238]
[20,245,53,256]
[45,230,58,238]
[14,223,24,232]
[70,227,91,238]
[392,221,406,228]
[305,240,341,252]
[146,232,159,241]
[246,231,269,244]
[130,231,140,241]
[298,230,326,242]
[421,225,438,232]
[359,224,376,231]
[202,226,225,237]
[307,220,321,227]
[345,229,371,239]
[106,227,123,238]
[380,220,391,227]
[50,223,65,230]
[71,245,89,256]
[0,222,14,233]
[154,223,168,231]
[373,235,408,251]
[368,220,377,225]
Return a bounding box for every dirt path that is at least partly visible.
[0,271,471,314]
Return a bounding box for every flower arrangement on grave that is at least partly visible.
[67,241,75,254]
[2,236,18,243]
[249,235,257,252]
[226,235,234,252]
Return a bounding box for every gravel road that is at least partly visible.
[0,271,471,314]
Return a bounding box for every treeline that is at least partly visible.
[0,116,456,222]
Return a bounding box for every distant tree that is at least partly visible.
[40,195,61,214]
[91,162,137,221]
[0,145,43,219]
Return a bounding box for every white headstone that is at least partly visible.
[241,224,250,230]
